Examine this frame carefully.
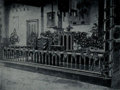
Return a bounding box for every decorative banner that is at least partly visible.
[69,0,91,25]
[47,12,55,27]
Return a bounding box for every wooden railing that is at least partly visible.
[2,46,107,76]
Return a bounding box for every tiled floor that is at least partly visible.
[0,63,118,90]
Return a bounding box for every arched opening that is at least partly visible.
[60,35,63,45]
[64,35,67,50]
[68,35,71,50]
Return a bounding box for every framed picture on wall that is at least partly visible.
[47,12,55,28]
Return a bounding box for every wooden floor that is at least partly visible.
[0,62,116,90]
[0,60,112,87]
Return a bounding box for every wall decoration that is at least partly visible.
[69,0,91,25]
[47,12,55,28]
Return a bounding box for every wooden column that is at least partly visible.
[109,0,114,77]
[41,6,44,32]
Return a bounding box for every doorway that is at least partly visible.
[26,19,39,46]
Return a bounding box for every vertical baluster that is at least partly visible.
[45,53,47,64]
[11,49,13,60]
[3,48,5,59]
[51,51,54,65]
[22,48,24,62]
[4,48,5,59]
[4,48,6,60]
[31,52,33,63]
[57,51,60,66]
[23,48,25,62]
[41,51,44,64]
[71,55,73,68]
[5,48,7,59]
[13,47,15,61]
[51,53,53,65]
[18,47,20,62]
[39,52,41,63]
[20,48,22,62]
[28,49,30,62]
[33,49,35,63]
[93,59,96,71]
[24,48,26,62]
[84,56,86,70]
[63,54,65,67]
[12,50,14,61]
[8,48,10,60]
[18,48,19,61]
[20,49,22,62]
[15,47,17,61]
[67,54,69,68]
[12,49,14,61]
[9,49,11,60]
[79,55,81,69]
[75,56,77,69]
[55,55,57,65]
[38,52,40,63]
[36,51,38,63]
[9,49,11,61]
[35,52,36,63]
[21,49,23,62]
[48,53,50,65]
[89,58,91,71]
[11,49,14,61]
[63,35,64,46]
[66,35,68,50]
[6,48,8,60]
[99,57,101,73]
[27,49,29,62]
[59,54,61,66]
[6,48,7,60]
[71,36,73,50]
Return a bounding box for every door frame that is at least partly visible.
[26,19,39,46]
